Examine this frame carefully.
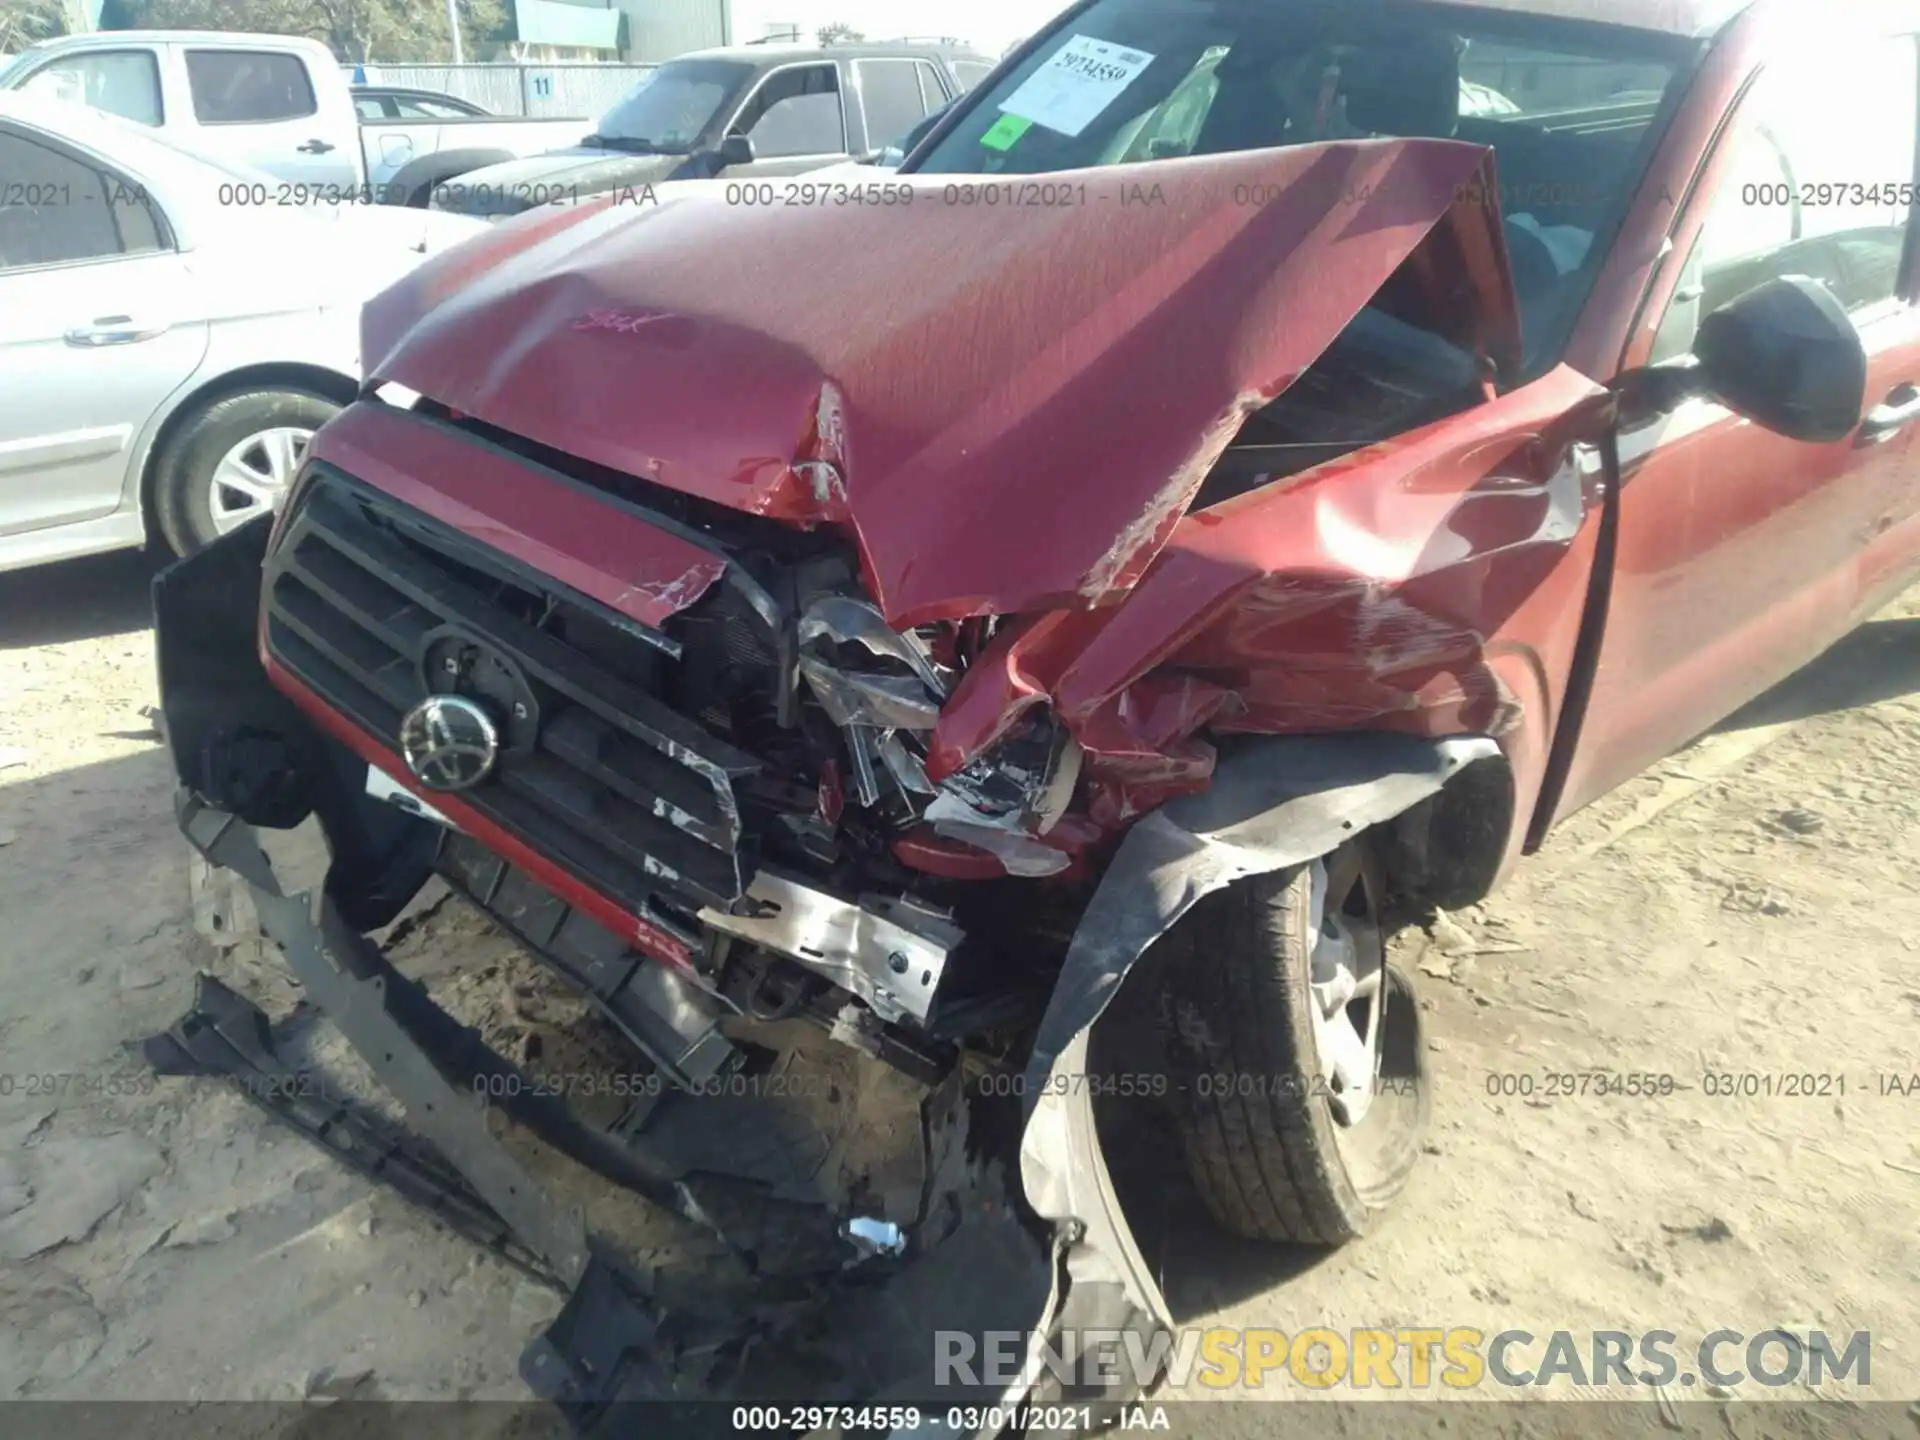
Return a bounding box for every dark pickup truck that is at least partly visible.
[152,0,1920,1425]
[427,39,994,217]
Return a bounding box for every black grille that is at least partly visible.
[264,468,765,916]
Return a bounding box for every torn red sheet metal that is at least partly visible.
[929,368,1612,835]
[1073,673,1239,828]
[360,140,1522,628]
[305,402,726,630]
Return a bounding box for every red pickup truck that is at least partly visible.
[152,0,1920,1420]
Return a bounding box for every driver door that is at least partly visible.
[1550,33,1920,821]
[721,63,853,177]
[180,46,359,189]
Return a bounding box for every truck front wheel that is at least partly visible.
[1155,837,1430,1245]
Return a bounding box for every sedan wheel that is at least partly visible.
[154,388,341,557]
[208,427,313,535]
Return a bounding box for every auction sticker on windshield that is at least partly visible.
[998,34,1155,138]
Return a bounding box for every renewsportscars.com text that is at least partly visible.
[935,1327,1872,1392]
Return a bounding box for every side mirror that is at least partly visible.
[716,132,755,167]
[1693,276,1867,444]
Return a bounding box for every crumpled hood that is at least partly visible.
[364,140,1520,626]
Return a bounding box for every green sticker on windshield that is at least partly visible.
[980,112,1034,151]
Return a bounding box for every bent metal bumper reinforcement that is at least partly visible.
[697,872,961,1027]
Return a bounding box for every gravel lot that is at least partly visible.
[3,549,1917,1434]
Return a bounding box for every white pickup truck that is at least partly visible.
[0,31,588,205]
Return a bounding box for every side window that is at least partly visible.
[186,50,319,124]
[915,61,949,113]
[1653,37,1918,359]
[952,60,995,93]
[354,95,393,120]
[856,59,931,149]
[1694,127,1798,278]
[733,65,844,158]
[1458,42,1671,120]
[0,132,163,271]
[18,51,164,126]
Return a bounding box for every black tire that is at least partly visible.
[1155,839,1430,1245]
[154,388,339,557]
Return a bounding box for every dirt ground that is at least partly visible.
[2,548,1918,1432]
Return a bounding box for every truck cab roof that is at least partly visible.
[9,29,338,54]
[677,39,995,67]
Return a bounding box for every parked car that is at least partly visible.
[352,84,489,121]
[0,32,587,206]
[152,0,1920,1418]
[871,94,957,167]
[0,94,486,572]
[428,40,994,217]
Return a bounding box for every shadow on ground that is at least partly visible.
[1719,614,1920,732]
[0,550,163,651]
[1106,1106,1331,1321]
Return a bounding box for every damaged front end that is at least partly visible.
[151,519,1069,1430]
[153,508,1173,1429]
[146,137,1563,1427]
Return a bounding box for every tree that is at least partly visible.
[817,21,864,46]
[108,0,507,63]
[0,0,66,52]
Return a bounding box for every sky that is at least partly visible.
[727,0,1062,56]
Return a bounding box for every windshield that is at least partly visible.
[908,0,1695,373]
[591,58,754,152]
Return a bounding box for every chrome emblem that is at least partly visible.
[398,694,500,792]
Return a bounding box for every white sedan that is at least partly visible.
[0,93,486,572]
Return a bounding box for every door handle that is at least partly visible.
[1859,385,1920,445]
[65,316,171,346]
[297,139,337,154]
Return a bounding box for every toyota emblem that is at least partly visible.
[399,694,500,792]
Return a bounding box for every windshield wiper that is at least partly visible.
[579,133,663,154]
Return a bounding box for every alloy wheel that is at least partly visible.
[207,426,312,534]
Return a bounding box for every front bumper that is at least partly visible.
[148,518,1165,1429]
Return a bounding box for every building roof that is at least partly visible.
[514,0,622,51]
